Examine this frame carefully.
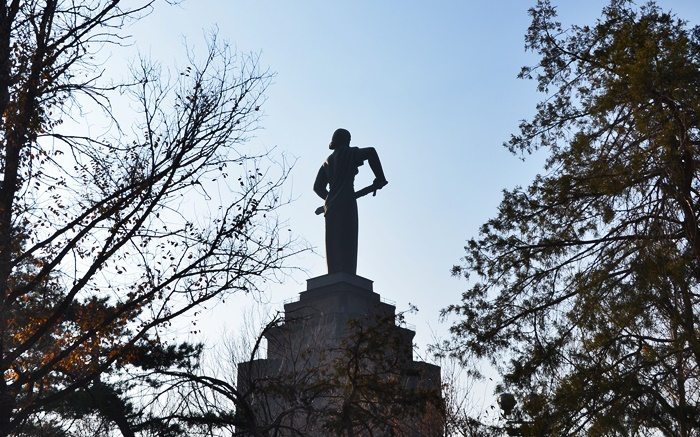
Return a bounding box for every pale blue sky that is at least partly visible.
[125,0,700,372]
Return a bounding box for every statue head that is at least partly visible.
[329,128,351,149]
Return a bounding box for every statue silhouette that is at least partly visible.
[314,128,388,275]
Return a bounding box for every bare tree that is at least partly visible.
[434,356,503,437]
[0,2,300,435]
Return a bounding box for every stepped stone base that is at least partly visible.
[236,273,442,436]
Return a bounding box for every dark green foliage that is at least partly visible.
[446,1,700,435]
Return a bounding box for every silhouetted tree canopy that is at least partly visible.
[0,1,298,435]
[446,1,700,435]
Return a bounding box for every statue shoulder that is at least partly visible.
[351,147,364,161]
[325,147,362,166]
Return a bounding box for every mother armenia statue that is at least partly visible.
[313,128,388,275]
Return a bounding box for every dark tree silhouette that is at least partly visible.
[446,1,700,435]
[0,2,298,435]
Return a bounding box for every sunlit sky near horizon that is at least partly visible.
[120,0,700,406]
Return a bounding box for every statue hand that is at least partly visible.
[373,178,388,190]
[371,178,388,197]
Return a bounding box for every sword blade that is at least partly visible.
[314,184,377,215]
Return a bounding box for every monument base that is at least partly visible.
[236,274,442,436]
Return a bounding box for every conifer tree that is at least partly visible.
[447,1,700,434]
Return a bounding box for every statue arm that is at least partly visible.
[313,166,329,199]
[356,147,388,188]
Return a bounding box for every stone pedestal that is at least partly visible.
[236,273,442,435]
